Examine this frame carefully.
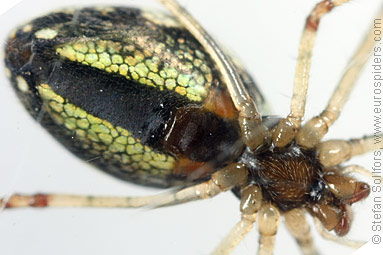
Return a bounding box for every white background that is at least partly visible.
[0,0,382,255]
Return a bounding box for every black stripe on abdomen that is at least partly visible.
[45,59,191,151]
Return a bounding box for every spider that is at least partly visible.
[0,0,382,255]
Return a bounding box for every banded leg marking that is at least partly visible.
[272,0,351,147]
[297,13,383,148]
[1,163,247,209]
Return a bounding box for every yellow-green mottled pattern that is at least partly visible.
[55,37,212,102]
[38,83,175,178]
[5,7,267,187]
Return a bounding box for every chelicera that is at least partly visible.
[1,0,382,254]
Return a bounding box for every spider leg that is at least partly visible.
[272,0,351,147]
[297,12,383,148]
[341,165,383,184]
[258,203,280,255]
[1,163,247,209]
[212,185,262,255]
[284,209,318,255]
[212,213,256,255]
[314,218,365,249]
[157,0,268,150]
[317,135,382,167]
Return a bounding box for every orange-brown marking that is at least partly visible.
[30,194,49,207]
[173,157,213,179]
[1,193,49,208]
[203,87,238,119]
[306,0,335,31]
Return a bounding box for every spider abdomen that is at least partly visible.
[5,7,254,188]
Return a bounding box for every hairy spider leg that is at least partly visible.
[284,209,318,255]
[341,165,383,184]
[272,0,351,147]
[212,185,262,255]
[1,163,247,209]
[317,135,383,167]
[296,13,383,148]
[314,217,365,248]
[257,203,281,255]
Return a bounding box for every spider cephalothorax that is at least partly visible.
[240,142,370,237]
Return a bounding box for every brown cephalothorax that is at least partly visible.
[240,142,370,237]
